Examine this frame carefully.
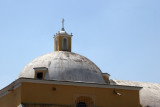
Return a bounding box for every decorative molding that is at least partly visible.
[0,82,21,98]
[0,78,142,98]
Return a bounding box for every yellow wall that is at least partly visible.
[0,86,21,107]
[54,35,72,52]
[21,82,141,107]
[0,82,141,107]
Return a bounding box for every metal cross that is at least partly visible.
[62,18,64,28]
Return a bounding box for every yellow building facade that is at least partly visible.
[0,78,142,107]
[0,20,142,107]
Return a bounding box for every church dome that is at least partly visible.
[19,51,105,84]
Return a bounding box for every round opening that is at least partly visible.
[76,102,87,107]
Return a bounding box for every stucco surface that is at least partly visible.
[112,79,160,107]
[19,51,105,83]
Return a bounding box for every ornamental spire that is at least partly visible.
[54,19,72,52]
[61,18,65,31]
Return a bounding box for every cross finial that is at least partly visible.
[62,18,64,28]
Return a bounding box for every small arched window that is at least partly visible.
[55,38,58,51]
[76,102,86,107]
[62,37,68,51]
[75,96,94,107]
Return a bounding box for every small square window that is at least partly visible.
[36,72,43,79]
[33,67,48,80]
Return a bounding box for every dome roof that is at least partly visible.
[59,30,68,35]
[19,51,105,84]
[111,79,160,107]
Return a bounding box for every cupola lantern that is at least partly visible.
[54,19,72,52]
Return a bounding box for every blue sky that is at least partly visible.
[0,0,160,89]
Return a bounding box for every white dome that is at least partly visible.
[19,51,105,84]
[111,80,160,107]
[59,30,68,35]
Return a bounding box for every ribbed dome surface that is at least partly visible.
[19,51,105,83]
